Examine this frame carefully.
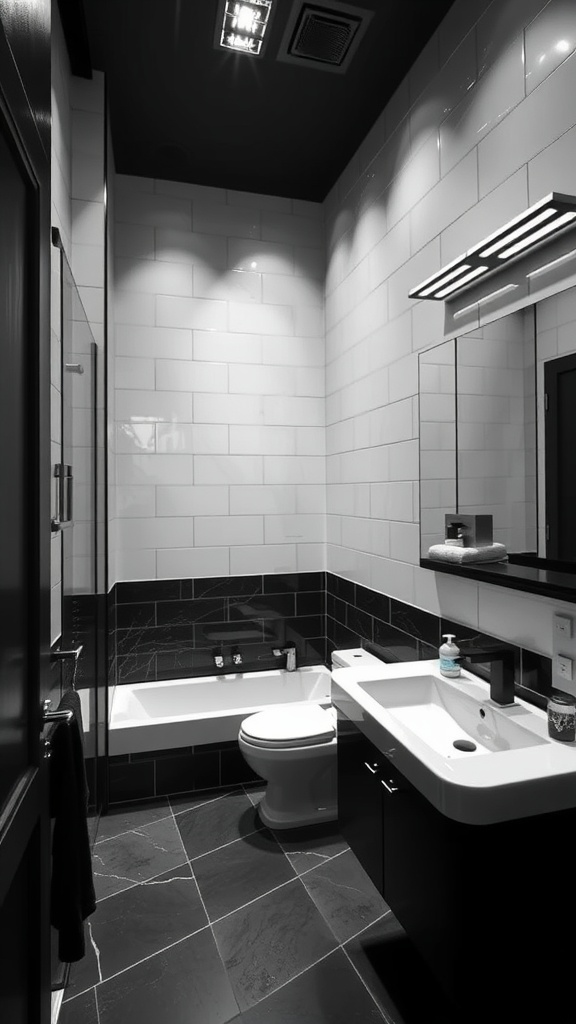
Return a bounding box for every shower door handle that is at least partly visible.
[51,463,73,531]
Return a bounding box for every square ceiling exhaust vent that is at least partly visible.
[278,1,373,73]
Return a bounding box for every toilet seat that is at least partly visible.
[240,705,335,749]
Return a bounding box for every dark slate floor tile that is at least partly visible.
[213,877,337,1011]
[63,923,100,1001]
[90,863,208,982]
[174,788,263,860]
[239,948,385,1024]
[276,822,349,875]
[59,987,99,1024]
[300,849,388,944]
[242,783,266,807]
[344,914,461,1024]
[192,828,295,922]
[169,787,242,816]
[95,799,171,844]
[97,926,240,1024]
[92,815,187,900]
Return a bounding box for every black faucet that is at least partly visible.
[457,646,516,707]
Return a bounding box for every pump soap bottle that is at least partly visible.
[439,634,461,678]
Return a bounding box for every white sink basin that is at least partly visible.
[332,659,576,825]
[357,673,546,757]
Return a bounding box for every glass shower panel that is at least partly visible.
[60,252,100,818]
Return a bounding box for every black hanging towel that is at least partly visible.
[49,689,96,962]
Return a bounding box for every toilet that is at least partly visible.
[238,648,384,829]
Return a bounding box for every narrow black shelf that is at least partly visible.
[420,557,576,603]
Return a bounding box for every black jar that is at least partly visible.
[547,691,576,742]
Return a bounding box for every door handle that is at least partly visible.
[51,463,73,531]
[364,760,380,775]
[41,698,73,725]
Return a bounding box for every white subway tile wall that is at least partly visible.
[325,0,576,657]
[112,174,325,580]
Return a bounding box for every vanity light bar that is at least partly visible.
[409,192,576,301]
[453,283,519,320]
[526,247,576,279]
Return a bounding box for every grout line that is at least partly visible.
[95,787,237,846]
[210,874,299,927]
[168,793,244,1019]
[95,858,191,903]
[292,845,349,878]
[341,942,393,1024]
[94,986,101,1024]
[340,908,392,947]
[94,810,175,845]
[70,923,213,999]
[188,823,267,864]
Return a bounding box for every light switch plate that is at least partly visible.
[554,614,572,639]
[557,655,573,681]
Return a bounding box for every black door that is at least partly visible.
[544,351,576,561]
[0,13,52,1024]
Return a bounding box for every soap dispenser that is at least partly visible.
[439,634,461,678]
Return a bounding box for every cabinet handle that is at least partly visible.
[381,778,399,795]
[364,760,380,775]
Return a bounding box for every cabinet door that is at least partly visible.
[337,711,384,891]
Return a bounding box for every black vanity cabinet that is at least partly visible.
[336,707,576,1018]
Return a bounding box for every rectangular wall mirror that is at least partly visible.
[418,283,576,601]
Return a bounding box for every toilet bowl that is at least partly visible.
[238,648,384,829]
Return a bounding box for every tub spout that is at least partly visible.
[272,645,297,671]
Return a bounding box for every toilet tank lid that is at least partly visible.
[331,648,384,669]
[240,705,335,744]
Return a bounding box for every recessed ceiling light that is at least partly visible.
[217,0,274,56]
[409,193,576,301]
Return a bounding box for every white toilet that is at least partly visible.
[238,648,384,829]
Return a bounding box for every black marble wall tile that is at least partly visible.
[220,746,262,786]
[263,571,324,593]
[346,606,373,643]
[355,584,389,621]
[155,751,220,796]
[156,598,227,627]
[229,593,295,620]
[296,591,325,617]
[440,620,520,685]
[391,599,440,648]
[116,580,181,603]
[326,573,355,604]
[371,621,420,662]
[327,594,347,625]
[116,603,156,630]
[519,650,551,708]
[116,653,158,685]
[194,576,263,599]
[109,761,155,802]
[326,617,362,651]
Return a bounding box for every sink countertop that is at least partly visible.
[332,659,576,825]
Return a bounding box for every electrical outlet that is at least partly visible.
[554,614,573,639]
[557,655,573,681]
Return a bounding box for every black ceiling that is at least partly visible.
[81,0,455,202]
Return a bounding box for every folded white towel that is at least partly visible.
[427,542,508,565]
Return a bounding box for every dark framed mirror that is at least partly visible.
[418,282,576,602]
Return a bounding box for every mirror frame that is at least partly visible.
[418,228,576,604]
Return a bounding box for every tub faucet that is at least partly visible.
[457,645,516,707]
[213,652,224,669]
[232,649,242,666]
[273,645,297,671]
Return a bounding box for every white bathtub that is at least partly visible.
[109,665,332,756]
